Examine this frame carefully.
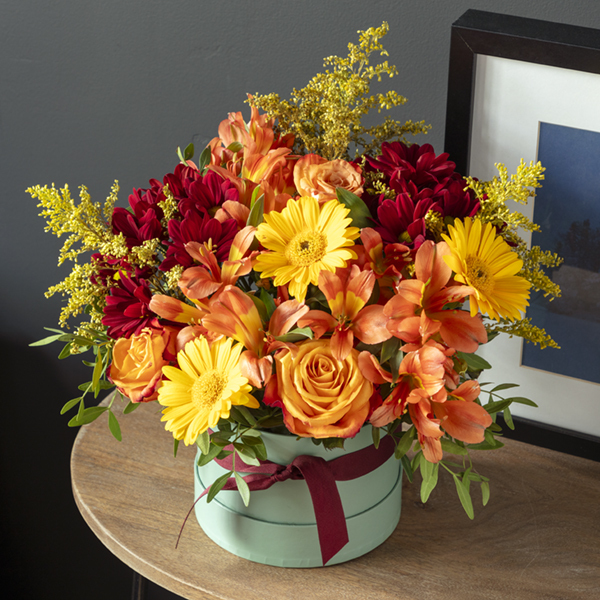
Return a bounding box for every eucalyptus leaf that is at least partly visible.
[234,471,251,507]
[336,187,372,228]
[108,410,122,442]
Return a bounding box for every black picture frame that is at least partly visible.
[444,10,600,461]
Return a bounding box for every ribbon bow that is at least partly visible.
[197,435,396,565]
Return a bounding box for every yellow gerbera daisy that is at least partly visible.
[158,336,258,445]
[254,196,359,301]
[441,217,530,321]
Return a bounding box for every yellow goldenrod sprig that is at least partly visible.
[249,22,429,160]
[487,317,560,350]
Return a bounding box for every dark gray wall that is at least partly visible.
[2,2,600,598]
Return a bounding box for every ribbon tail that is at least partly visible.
[294,455,349,566]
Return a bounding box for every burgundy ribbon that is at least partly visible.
[199,435,396,565]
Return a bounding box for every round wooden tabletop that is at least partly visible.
[71,395,600,600]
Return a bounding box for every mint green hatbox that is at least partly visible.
[194,426,402,568]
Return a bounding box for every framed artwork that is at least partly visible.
[444,10,600,455]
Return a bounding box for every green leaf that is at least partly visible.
[394,426,416,460]
[400,455,413,483]
[68,406,108,427]
[440,438,468,456]
[60,397,83,415]
[196,444,222,466]
[234,444,261,466]
[29,334,64,347]
[273,327,314,343]
[198,145,212,171]
[123,400,140,414]
[108,410,122,442]
[452,474,475,519]
[419,459,439,503]
[246,194,264,227]
[380,336,401,365]
[248,293,269,324]
[259,288,277,320]
[183,142,194,161]
[234,471,251,507]
[196,430,210,454]
[207,471,233,503]
[336,187,372,228]
[58,343,73,359]
[490,383,519,392]
[241,435,264,446]
[91,352,104,397]
[227,141,243,153]
[455,351,492,371]
[411,449,422,473]
[481,481,490,506]
[505,396,538,407]
[173,438,180,458]
[371,426,381,449]
[484,398,513,414]
[389,350,403,383]
[503,406,515,430]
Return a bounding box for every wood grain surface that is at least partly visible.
[71,394,600,600]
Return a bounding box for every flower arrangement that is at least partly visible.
[29,23,561,520]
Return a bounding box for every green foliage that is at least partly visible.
[249,22,429,160]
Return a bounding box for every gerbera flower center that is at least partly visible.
[466,255,494,295]
[191,369,227,409]
[285,231,328,267]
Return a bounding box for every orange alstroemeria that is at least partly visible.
[360,343,447,462]
[384,240,487,352]
[178,226,257,301]
[298,265,391,361]
[202,285,309,387]
[432,380,492,445]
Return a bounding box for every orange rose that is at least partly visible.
[110,327,170,403]
[293,154,363,202]
[273,339,372,438]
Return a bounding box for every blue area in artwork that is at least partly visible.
[521,122,600,384]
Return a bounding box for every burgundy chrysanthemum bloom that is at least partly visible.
[178,170,239,217]
[430,177,480,221]
[160,211,238,271]
[112,187,165,248]
[376,193,434,249]
[162,164,203,201]
[367,142,457,191]
[102,275,158,339]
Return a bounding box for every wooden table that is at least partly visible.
[71,395,600,600]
